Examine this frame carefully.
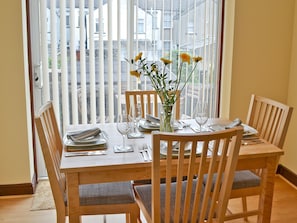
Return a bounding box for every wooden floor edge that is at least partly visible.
[276,174,297,190]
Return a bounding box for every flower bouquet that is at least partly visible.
[127,52,202,132]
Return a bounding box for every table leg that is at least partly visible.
[66,173,81,223]
[257,156,279,223]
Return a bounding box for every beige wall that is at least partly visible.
[283,1,297,173]
[0,0,34,184]
[0,0,296,186]
[226,0,297,173]
[229,0,293,120]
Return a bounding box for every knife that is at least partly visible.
[65,150,107,157]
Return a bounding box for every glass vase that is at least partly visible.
[160,104,174,132]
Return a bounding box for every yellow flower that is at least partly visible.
[180,53,191,64]
[130,70,141,79]
[134,52,143,62]
[151,64,158,72]
[193,56,203,63]
[160,57,172,65]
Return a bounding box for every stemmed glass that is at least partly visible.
[193,102,209,132]
[114,112,133,152]
[128,103,143,138]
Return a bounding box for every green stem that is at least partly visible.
[179,62,198,93]
[160,104,174,132]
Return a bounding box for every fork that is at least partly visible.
[139,144,152,161]
[145,147,152,161]
[140,150,149,161]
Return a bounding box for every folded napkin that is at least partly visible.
[209,118,243,131]
[225,118,242,129]
[67,127,101,142]
[146,114,160,124]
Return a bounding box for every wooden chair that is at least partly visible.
[134,128,243,223]
[34,101,140,223]
[225,94,293,221]
[125,90,181,120]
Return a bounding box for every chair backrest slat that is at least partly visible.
[151,127,243,223]
[125,90,181,120]
[246,94,293,148]
[35,102,66,210]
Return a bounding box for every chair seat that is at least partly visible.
[75,181,136,206]
[135,180,207,222]
[204,170,260,191]
[232,170,261,190]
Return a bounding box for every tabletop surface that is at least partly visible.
[60,119,284,173]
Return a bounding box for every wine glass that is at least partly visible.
[128,103,143,138]
[193,102,209,132]
[114,112,133,152]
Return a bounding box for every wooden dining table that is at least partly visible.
[60,119,284,223]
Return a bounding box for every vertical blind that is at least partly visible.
[37,0,223,132]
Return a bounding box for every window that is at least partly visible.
[164,41,171,52]
[30,0,223,132]
[164,12,172,29]
[66,15,70,27]
[187,22,195,35]
[95,18,99,33]
[152,12,158,30]
[137,18,145,33]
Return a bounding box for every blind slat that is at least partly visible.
[107,0,114,122]
[89,0,96,123]
[79,0,88,124]
[60,0,69,130]
[98,0,105,123]
[50,0,60,126]
[70,0,78,125]
[40,0,50,102]
[116,0,122,115]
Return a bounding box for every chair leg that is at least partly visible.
[56,209,66,223]
[126,213,139,223]
[242,196,248,222]
[126,204,141,223]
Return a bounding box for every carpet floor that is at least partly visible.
[31,180,55,211]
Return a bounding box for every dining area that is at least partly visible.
[34,91,292,223]
[0,1,296,223]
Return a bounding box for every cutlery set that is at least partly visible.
[241,138,264,146]
[139,144,152,161]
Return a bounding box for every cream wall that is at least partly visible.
[229,0,293,119]
[283,1,297,173]
[0,1,34,184]
[226,0,297,173]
